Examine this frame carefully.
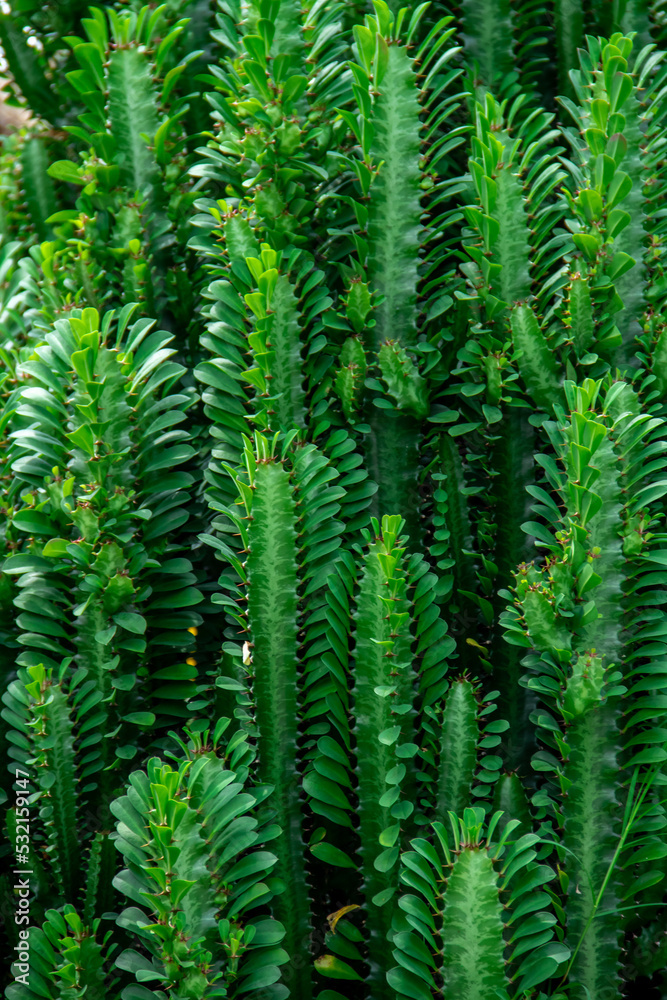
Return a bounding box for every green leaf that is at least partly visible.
[310,842,355,868]
[122,712,156,726]
[12,510,53,535]
[608,251,635,280]
[42,538,72,557]
[314,956,363,981]
[113,612,147,634]
[47,160,86,185]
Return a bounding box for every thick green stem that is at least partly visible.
[562,705,623,998]
[353,520,416,998]
[367,409,422,547]
[246,459,313,999]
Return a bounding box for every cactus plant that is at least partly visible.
[2,2,667,999]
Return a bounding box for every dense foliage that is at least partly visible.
[1,0,667,997]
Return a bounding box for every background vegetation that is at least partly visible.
[1,0,667,996]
